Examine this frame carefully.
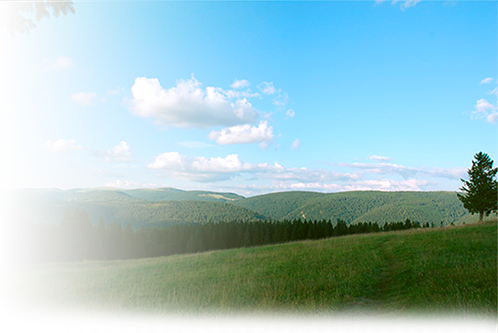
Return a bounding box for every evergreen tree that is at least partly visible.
[457,152,498,222]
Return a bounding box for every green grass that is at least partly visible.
[18,222,497,316]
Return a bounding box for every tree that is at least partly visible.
[457,152,498,222]
[1,0,75,35]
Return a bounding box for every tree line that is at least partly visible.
[21,208,438,263]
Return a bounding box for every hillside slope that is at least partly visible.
[11,200,264,227]
[234,191,471,224]
[18,222,497,314]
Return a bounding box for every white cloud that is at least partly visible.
[208,121,274,145]
[106,87,125,96]
[471,98,498,124]
[127,75,259,129]
[368,155,394,162]
[392,0,423,10]
[40,139,134,163]
[257,82,276,95]
[91,169,124,177]
[291,139,301,151]
[286,109,295,118]
[486,113,498,124]
[343,179,431,191]
[428,167,467,180]
[148,152,363,183]
[148,152,258,182]
[71,91,99,106]
[42,139,83,153]
[105,180,157,189]
[91,141,134,163]
[341,162,467,180]
[221,177,431,196]
[341,162,420,179]
[44,55,75,71]
[231,79,249,89]
[488,87,498,97]
[480,77,493,84]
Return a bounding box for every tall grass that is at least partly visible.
[18,222,496,316]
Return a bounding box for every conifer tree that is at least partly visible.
[457,152,498,222]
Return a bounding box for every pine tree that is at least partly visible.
[457,152,498,222]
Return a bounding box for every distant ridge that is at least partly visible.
[8,187,486,227]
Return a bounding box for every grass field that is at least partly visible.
[16,221,497,317]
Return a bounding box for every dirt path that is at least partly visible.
[328,238,404,333]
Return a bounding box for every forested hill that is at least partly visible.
[0,200,263,228]
[232,191,471,224]
[6,187,479,228]
[9,187,243,203]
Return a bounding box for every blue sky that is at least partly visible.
[1,0,496,196]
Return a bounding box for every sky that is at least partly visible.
[0,0,496,197]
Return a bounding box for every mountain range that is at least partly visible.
[7,187,482,228]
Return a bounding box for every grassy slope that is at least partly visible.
[20,222,497,316]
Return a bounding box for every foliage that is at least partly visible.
[1,0,75,35]
[22,209,432,262]
[457,152,498,222]
[234,191,469,224]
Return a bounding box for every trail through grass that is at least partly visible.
[17,222,497,316]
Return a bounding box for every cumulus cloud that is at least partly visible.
[148,152,258,182]
[71,91,99,106]
[286,109,295,118]
[480,77,493,84]
[44,55,75,71]
[291,139,301,151]
[368,155,394,162]
[42,139,83,153]
[208,121,274,146]
[231,79,249,89]
[471,98,498,124]
[93,141,134,163]
[127,75,259,129]
[147,152,363,183]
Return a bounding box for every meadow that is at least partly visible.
[17,221,497,317]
